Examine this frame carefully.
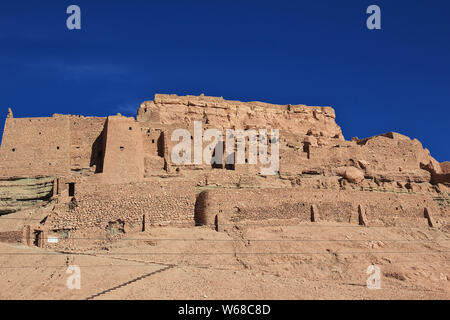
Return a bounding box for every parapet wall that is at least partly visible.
[195,188,446,228]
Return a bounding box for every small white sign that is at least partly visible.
[47,236,59,243]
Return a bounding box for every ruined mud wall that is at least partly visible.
[280,132,444,188]
[140,125,164,157]
[0,114,107,178]
[137,94,344,140]
[69,116,106,172]
[0,116,70,177]
[47,179,196,232]
[0,231,22,243]
[1,94,448,234]
[432,161,450,185]
[101,115,145,182]
[196,188,447,228]
[0,114,107,213]
[139,124,166,175]
[137,95,448,188]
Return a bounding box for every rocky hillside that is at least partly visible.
[0,176,54,215]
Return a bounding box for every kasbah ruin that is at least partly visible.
[0,93,449,299]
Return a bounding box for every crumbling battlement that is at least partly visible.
[137,94,344,140]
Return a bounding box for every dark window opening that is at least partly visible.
[90,130,105,174]
[157,134,164,157]
[129,127,132,130]
[152,139,155,144]
[225,163,235,170]
[225,153,235,170]
[120,146,124,151]
[33,230,41,246]
[212,162,223,169]
[68,183,75,197]
[303,142,311,159]
[12,148,15,152]
[211,143,223,169]
[203,113,210,125]
[56,146,60,150]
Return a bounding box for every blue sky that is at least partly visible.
[0,0,449,161]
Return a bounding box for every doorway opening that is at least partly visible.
[33,230,42,247]
[68,183,75,197]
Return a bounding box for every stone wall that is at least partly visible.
[0,231,22,243]
[47,179,196,232]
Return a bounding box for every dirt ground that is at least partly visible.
[0,222,449,300]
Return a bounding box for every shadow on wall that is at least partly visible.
[90,128,105,173]
[157,134,164,157]
[194,191,209,226]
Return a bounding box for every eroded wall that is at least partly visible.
[69,116,106,172]
[47,179,196,232]
[0,94,448,239]
[137,94,344,139]
[102,115,145,182]
[0,116,71,177]
[196,188,446,228]
[0,114,107,178]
